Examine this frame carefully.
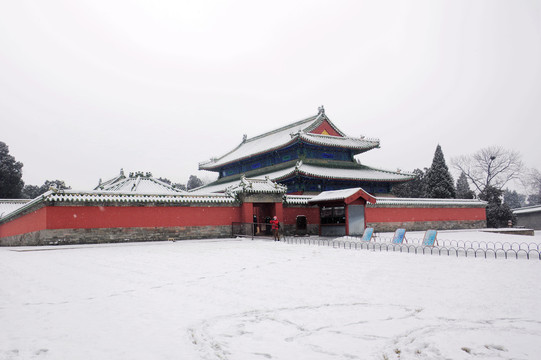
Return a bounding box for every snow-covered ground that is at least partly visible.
[1,231,540,360]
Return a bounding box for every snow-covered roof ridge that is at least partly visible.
[0,190,56,222]
[0,199,32,219]
[0,189,235,223]
[44,189,233,203]
[245,113,322,143]
[369,197,487,207]
[354,164,416,177]
[289,163,416,182]
[284,195,314,205]
[512,205,541,215]
[307,187,376,204]
[308,188,363,202]
[299,132,379,150]
[226,176,288,195]
[95,170,185,194]
[303,109,344,136]
[97,168,126,188]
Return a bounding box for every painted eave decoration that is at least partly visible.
[193,162,415,195]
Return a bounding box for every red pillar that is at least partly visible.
[241,202,253,224]
[345,205,350,236]
[274,202,284,223]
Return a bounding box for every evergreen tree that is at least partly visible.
[424,145,456,198]
[22,180,70,199]
[0,142,24,198]
[391,168,427,198]
[187,175,204,190]
[172,183,187,191]
[21,185,41,199]
[42,180,70,192]
[503,189,525,209]
[479,186,515,228]
[527,191,541,206]
[157,177,172,185]
[456,172,475,199]
[157,177,186,191]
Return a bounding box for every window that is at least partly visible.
[320,206,346,224]
[322,153,334,159]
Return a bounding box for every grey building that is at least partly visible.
[512,205,541,230]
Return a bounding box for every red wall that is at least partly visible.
[1,203,487,240]
[0,205,242,238]
[46,206,241,229]
[366,207,486,223]
[0,207,48,238]
[283,206,320,225]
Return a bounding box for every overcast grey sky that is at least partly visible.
[1,0,540,190]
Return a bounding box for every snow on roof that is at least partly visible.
[291,163,415,182]
[284,195,314,205]
[299,132,378,150]
[0,199,32,219]
[192,162,414,194]
[0,189,235,223]
[513,205,541,215]
[189,179,241,195]
[0,191,56,222]
[369,197,487,207]
[308,188,364,203]
[226,176,287,195]
[199,111,379,170]
[95,170,185,194]
[46,190,234,204]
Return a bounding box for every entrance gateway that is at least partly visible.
[308,188,376,237]
[230,177,375,238]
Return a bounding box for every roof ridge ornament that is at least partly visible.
[318,105,325,115]
[240,174,249,188]
[242,134,247,143]
[290,129,302,139]
[265,176,274,187]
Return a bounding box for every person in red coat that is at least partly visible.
[270,216,280,241]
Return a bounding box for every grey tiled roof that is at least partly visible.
[199,111,379,170]
[226,176,287,194]
[0,199,31,218]
[193,161,415,194]
[95,170,185,194]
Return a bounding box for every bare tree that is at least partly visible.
[525,168,541,205]
[451,146,523,194]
